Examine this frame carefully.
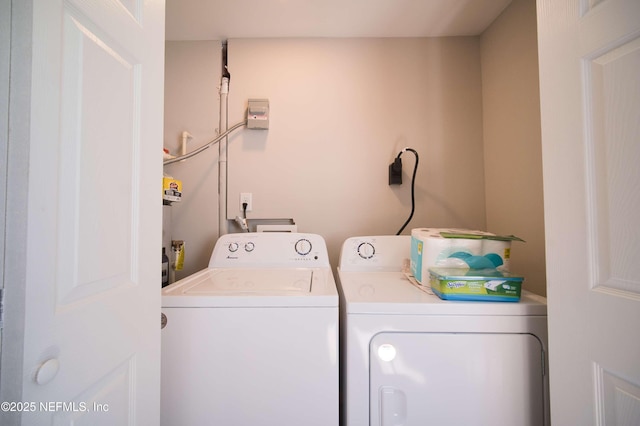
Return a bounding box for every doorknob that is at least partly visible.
[35,358,59,385]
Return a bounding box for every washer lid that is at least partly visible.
[182,269,312,294]
[338,270,547,316]
[162,267,337,307]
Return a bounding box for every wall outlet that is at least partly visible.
[240,193,252,212]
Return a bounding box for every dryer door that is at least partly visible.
[370,332,545,426]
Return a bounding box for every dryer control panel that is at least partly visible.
[339,235,411,272]
[210,232,330,268]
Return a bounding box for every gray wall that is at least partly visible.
[163,0,546,295]
[164,41,222,280]
[164,37,487,278]
[226,37,486,273]
[481,0,546,296]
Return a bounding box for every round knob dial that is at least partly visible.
[295,238,312,256]
[245,242,255,252]
[228,242,239,252]
[358,242,375,259]
[35,358,59,385]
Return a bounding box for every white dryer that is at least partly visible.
[337,235,549,426]
[161,232,338,426]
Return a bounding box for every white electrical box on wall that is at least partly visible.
[247,98,269,129]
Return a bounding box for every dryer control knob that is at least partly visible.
[358,242,375,259]
[228,242,239,252]
[295,238,312,256]
[245,242,255,252]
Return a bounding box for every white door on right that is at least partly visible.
[537,0,640,425]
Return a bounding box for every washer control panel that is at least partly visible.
[227,241,255,253]
[210,232,329,268]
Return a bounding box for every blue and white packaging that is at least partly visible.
[410,228,516,284]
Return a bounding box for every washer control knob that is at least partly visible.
[245,242,255,252]
[358,242,375,259]
[295,239,312,256]
[228,242,239,252]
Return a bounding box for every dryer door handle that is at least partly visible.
[380,386,407,426]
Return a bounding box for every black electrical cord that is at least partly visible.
[395,148,419,235]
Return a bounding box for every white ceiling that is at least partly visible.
[166,0,513,40]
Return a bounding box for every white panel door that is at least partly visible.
[537,0,640,425]
[17,0,164,424]
[369,332,545,426]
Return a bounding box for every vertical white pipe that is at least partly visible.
[218,76,229,236]
[181,131,193,156]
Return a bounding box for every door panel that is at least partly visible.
[59,10,137,303]
[537,0,640,424]
[584,35,640,294]
[587,34,640,424]
[17,0,164,424]
[370,332,545,426]
[52,359,133,426]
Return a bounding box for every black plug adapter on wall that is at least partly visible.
[389,158,402,185]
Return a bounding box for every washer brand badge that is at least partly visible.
[447,281,467,289]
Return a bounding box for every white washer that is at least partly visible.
[338,235,549,426]
[161,232,338,426]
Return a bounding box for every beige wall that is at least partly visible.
[165,37,487,275]
[225,37,486,270]
[163,41,222,280]
[163,0,547,296]
[480,0,546,295]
